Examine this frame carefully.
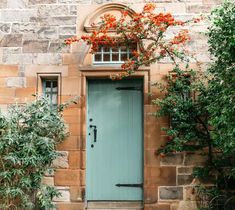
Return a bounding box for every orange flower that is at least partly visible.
[143,3,156,13]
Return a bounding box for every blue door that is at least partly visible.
[86,79,143,201]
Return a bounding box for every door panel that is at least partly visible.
[86,79,143,201]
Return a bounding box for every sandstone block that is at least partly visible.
[48,16,77,26]
[184,153,208,166]
[37,27,58,39]
[178,201,197,210]
[29,0,57,4]
[0,9,37,22]
[6,77,26,88]
[178,167,193,174]
[42,176,54,186]
[54,169,80,186]
[53,151,69,169]
[58,0,85,3]
[59,26,76,35]
[145,166,176,186]
[53,187,70,202]
[0,34,23,47]
[70,186,83,202]
[159,186,183,200]
[186,4,213,13]
[38,5,69,16]
[160,153,184,166]
[69,151,80,169]
[56,202,84,210]
[69,5,77,15]
[144,204,170,210]
[32,53,62,65]
[12,23,39,33]
[7,0,28,8]
[23,40,49,53]
[0,65,18,77]
[0,23,11,33]
[57,136,79,151]
[177,175,194,185]
[2,53,34,65]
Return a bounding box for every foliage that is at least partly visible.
[64,3,201,79]
[0,97,69,209]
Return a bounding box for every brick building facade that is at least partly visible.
[0,0,221,209]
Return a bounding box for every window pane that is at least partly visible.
[121,53,128,61]
[112,53,119,61]
[45,81,51,92]
[112,46,119,53]
[103,54,111,61]
[52,81,58,92]
[94,54,102,62]
[103,46,110,52]
[52,94,57,105]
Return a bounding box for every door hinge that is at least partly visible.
[116,87,142,91]
[115,183,143,188]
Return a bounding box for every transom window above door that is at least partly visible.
[93,44,137,65]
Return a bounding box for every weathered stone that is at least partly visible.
[23,40,49,53]
[187,4,213,13]
[0,9,37,22]
[2,53,33,64]
[32,53,62,65]
[160,153,184,166]
[184,186,197,201]
[177,175,194,185]
[184,153,208,166]
[0,23,11,33]
[178,167,193,174]
[178,201,197,210]
[12,23,39,33]
[37,27,58,39]
[7,0,28,8]
[0,34,23,47]
[28,0,57,4]
[6,77,26,88]
[159,187,183,200]
[48,40,70,53]
[42,176,54,186]
[59,26,76,35]
[52,151,69,169]
[53,187,70,202]
[69,5,78,15]
[58,0,84,3]
[48,16,77,26]
[70,186,83,202]
[54,169,80,186]
[38,5,69,16]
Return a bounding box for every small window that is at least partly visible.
[42,79,58,105]
[93,44,136,64]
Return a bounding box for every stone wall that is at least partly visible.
[0,0,222,210]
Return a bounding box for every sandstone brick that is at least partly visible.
[186,4,213,13]
[48,16,77,26]
[81,151,86,169]
[54,187,70,202]
[32,53,62,65]
[0,23,11,33]
[159,186,183,200]
[23,40,49,53]
[15,87,36,98]
[42,176,54,186]
[54,169,80,186]
[12,23,39,33]
[57,136,79,151]
[58,0,85,3]
[38,5,69,17]
[80,169,85,186]
[145,149,160,166]
[184,153,208,166]
[53,151,69,169]
[178,167,193,174]
[37,27,58,39]
[28,0,57,4]
[56,202,84,210]
[26,77,37,87]
[178,200,197,210]
[2,53,34,65]
[59,26,76,35]
[7,0,28,8]
[144,204,170,210]
[70,186,83,202]
[64,115,80,124]
[0,65,18,77]
[48,40,70,53]
[6,77,26,88]
[68,123,81,136]
[69,151,80,169]
[69,5,78,15]
[0,9,37,22]
[160,153,184,166]
[145,167,176,186]
[0,34,23,47]
[0,87,15,97]
[177,175,194,185]
[144,186,159,204]
[63,108,81,116]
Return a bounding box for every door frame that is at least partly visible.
[79,68,150,204]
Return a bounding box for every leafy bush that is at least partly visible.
[0,98,69,209]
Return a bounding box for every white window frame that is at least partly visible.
[93,45,134,65]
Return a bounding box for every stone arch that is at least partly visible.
[84,3,135,33]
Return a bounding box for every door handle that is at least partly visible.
[90,125,97,142]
